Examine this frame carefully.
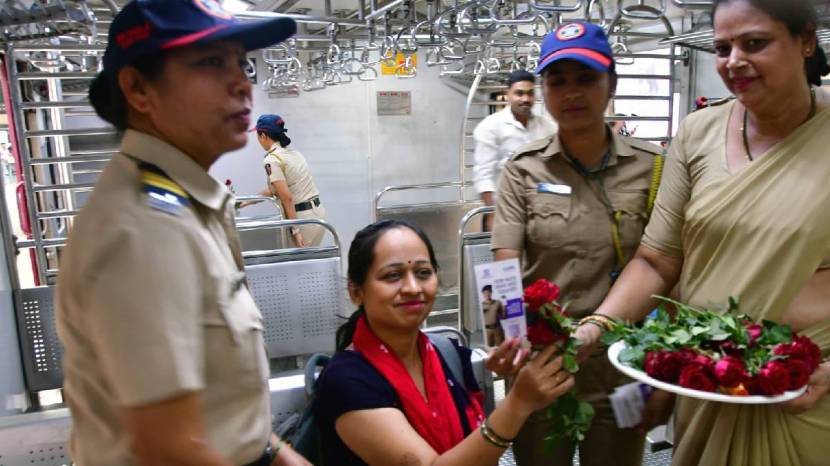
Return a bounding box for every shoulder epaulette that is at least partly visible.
[511,136,552,160]
[138,162,189,215]
[625,137,664,156]
[263,150,286,171]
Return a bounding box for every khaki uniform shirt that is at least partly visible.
[56,130,271,466]
[481,299,506,328]
[492,128,662,318]
[263,143,319,204]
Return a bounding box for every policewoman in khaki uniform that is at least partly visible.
[492,22,663,466]
[253,115,326,247]
[55,2,310,465]
[481,284,507,346]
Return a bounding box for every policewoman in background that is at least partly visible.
[56,1,310,465]
[491,22,664,466]
[253,114,326,247]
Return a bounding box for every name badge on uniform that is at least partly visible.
[537,183,572,195]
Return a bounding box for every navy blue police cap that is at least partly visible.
[252,114,286,133]
[102,0,296,76]
[536,21,613,74]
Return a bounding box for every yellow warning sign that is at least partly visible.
[380,53,417,75]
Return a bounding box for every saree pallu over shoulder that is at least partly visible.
[680,108,830,322]
[671,108,830,466]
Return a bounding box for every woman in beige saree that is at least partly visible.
[573,1,830,465]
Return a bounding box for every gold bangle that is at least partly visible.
[592,312,618,324]
[484,419,513,444]
[578,315,614,332]
[479,422,511,449]
[580,318,607,333]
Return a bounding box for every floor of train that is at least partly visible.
[491,373,674,466]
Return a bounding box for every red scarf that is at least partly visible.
[352,316,484,453]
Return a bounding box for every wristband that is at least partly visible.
[290,227,300,236]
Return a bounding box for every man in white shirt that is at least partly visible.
[473,70,557,230]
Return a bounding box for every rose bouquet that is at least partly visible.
[523,279,594,448]
[603,297,821,397]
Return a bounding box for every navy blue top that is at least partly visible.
[313,340,482,466]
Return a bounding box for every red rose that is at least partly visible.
[678,348,698,361]
[744,375,763,396]
[526,319,565,347]
[714,356,747,388]
[644,350,687,383]
[691,354,715,369]
[523,279,561,313]
[774,335,822,370]
[745,323,762,346]
[783,358,812,390]
[678,364,717,392]
[756,361,791,395]
[714,340,744,356]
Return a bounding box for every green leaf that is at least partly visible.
[577,400,595,420]
[691,325,710,336]
[619,346,645,367]
[670,329,692,345]
[563,354,579,373]
[762,322,792,345]
[600,331,621,345]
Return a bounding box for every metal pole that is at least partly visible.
[235,10,369,27]
[668,44,677,140]
[357,0,366,20]
[5,45,48,284]
[45,67,76,238]
[365,0,406,20]
[0,55,21,291]
[460,74,483,203]
[102,0,120,14]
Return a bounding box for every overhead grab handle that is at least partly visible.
[609,0,674,37]
[584,0,608,28]
[527,0,583,13]
[618,0,666,21]
[489,0,544,25]
[411,20,448,47]
[457,2,498,35]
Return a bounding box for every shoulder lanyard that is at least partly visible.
[562,148,628,279]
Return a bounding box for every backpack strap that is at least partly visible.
[304,353,331,398]
[427,334,467,391]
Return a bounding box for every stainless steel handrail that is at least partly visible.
[460,73,484,193]
[457,205,494,333]
[671,0,713,8]
[373,181,473,219]
[236,218,342,257]
[233,195,284,222]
